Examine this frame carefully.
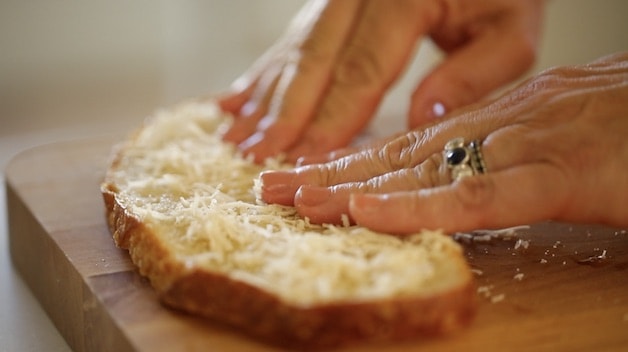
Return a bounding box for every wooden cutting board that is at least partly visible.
[6,136,628,352]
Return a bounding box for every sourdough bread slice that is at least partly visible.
[101,100,476,348]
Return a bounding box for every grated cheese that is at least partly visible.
[109,101,465,306]
[490,294,505,303]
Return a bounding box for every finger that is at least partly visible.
[293,153,448,224]
[217,0,324,116]
[292,129,540,225]
[294,127,555,225]
[222,65,281,144]
[295,132,404,166]
[408,15,539,128]
[349,164,569,235]
[269,0,441,160]
[294,81,544,167]
[237,0,363,162]
[217,44,285,117]
[260,130,441,205]
[298,116,558,230]
[260,118,491,206]
[216,79,256,116]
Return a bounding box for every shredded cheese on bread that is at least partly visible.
[101,100,476,347]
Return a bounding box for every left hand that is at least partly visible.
[259,53,628,234]
[219,0,543,163]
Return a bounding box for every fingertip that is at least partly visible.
[216,94,237,113]
[239,117,305,163]
[259,170,299,206]
[217,89,250,115]
[408,72,453,128]
[222,120,251,145]
[217,74,258,113]
[239,132,285,165]
[408,99,448,129]
[221,102,265,145]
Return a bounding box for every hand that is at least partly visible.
[219,0,544,163]
[259,53,628,234]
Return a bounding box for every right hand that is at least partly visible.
[258,52,628,234]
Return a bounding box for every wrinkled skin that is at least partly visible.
[259,53,628,234]
[219,0,544,163]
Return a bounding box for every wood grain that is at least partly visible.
[6,136,628,352]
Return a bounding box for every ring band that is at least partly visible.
[443,138,487,182]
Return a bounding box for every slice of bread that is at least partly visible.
[101,100,476,348]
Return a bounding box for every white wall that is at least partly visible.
[539,0,628,67]
[0,0,303,135]
[1,0,626,136]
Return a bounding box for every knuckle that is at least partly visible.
[293,54,321,78]
[452,176,495,216]
[294,38,332,75]
[321,157,351,186]
[379,131,426,171]
[364,175,387,193]
[316,94,352,122]
[297,163,333,189]
[415,153,449,188]
[334,44,385,88]
[517,66,573,101]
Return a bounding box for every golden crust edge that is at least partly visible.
[99,113,478,348]
[102,178,476,349]
[163,267,477,349]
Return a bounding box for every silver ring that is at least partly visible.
[443,138,487,182]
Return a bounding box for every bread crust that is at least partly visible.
[100,103,478,349]
[102,181,476,349]
[164,270,476,349]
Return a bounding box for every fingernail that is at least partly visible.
[238,131,264,151]
[239,101,257,117]
[431,101,446,119]
[259,170,298,205]
[295,185,331,207]
[230,76,250,93]
[295,156,306,167]
[409,101,447,129]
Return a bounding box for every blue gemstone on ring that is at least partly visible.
[446,147,467,166]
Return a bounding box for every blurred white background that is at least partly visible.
[0,1,627,351]
[1,0,627,138]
